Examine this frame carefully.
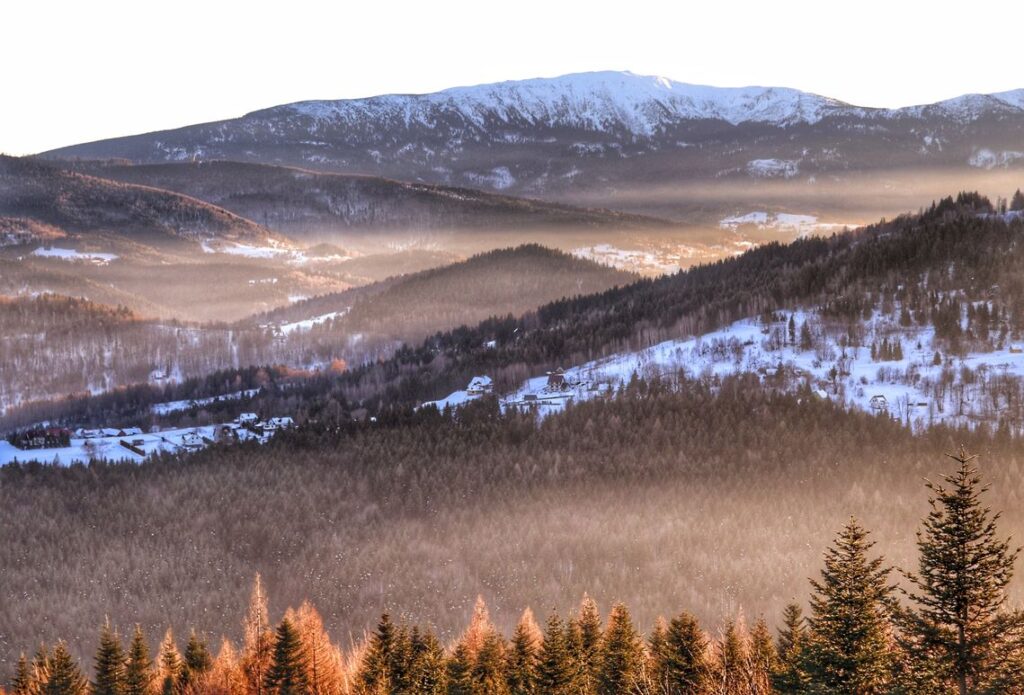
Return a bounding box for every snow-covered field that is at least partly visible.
[572,244,682,274]
[719,212,857,238]
[32,247,118,264]
[201,240,354,265]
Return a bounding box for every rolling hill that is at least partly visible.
[64,160,676,241]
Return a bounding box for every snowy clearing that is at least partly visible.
[32,247,118,264]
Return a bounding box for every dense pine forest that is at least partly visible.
[4,441,1023,694]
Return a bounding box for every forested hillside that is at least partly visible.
[63,160,675,244]
[0,247,630,417]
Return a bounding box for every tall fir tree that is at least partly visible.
[43,643,87,695]
[179,632,212,693]
[32,647,51,695]
[262,619,307,695]
[715,619,750,695]
[407,627,447,695]
[358,614,397,694]
[10,654,33,695]
[445,643,473,695]
[505,609,542,695]
[646,618,670,693]
[92,622,126,695]
[901,448,1024,694]
[663,611,710,695]
[469,631,508,695]
[804,518,896,694]
[537,613,574,695]
[596,603,644,695]
[157,631,180,695]
[749,618,778,695]
[772,604,809,693]
[574,596,602,695]
[123,627,153,695]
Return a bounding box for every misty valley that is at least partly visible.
[5,66,1024,695]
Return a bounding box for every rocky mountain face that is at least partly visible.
[42,71,1024,218]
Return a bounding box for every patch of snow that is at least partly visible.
[746,159,800,179]
[465,166,516,190]
[277,310,348,335]
[719,212,857,238]
[150,389,260,416]
[968,148,1024,169]
[32,247,118,265]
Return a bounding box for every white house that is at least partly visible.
[466,376,493,395]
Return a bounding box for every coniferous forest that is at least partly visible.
[5,439,1024,694]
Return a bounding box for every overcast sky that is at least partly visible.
[3,0,1022,155]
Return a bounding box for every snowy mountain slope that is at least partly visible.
[278,71,859,132]
[427,309,1024,434]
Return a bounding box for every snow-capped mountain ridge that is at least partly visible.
[257,71,1024,132]
[264,71,857,132]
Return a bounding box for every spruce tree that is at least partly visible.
[901,448,1024,694]
[11,654,33,695]
[469,631,508,695]
[157,632,180,695]
[663,612,710,694]
[407,627,447,695]
[595,603,643,695]
[178,632,211,693]
[715,619,749,695]
[92,622,126,695]
[358,613,396,694]
[773,604,809,693]
[537,613,573,695]
[445,643,473,695]
[123,627,152,695]
[43,643,87,695]
[263,619,307,695]
[804,518,895,694]
[574,596,602,695]
[506,609,541,695]
[749,618,778,695]
[32,647,51,695]
[646,618,670,693]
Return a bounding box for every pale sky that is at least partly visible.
[3,0,1023,155]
